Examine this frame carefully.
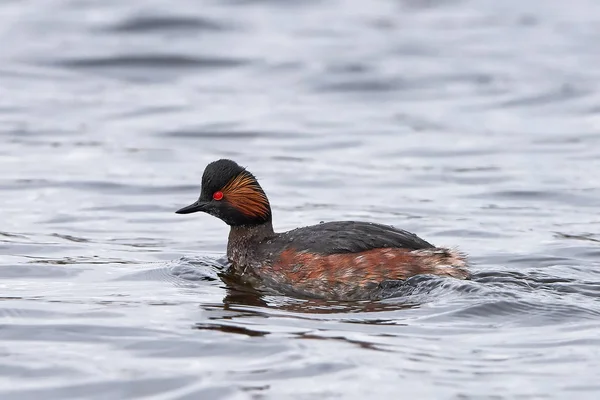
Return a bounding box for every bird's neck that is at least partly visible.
[227,221,275,267]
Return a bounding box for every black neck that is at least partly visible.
[227,221,275,266]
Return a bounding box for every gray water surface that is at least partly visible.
[2,0,600,398]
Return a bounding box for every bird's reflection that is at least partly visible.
[217,269,422,315]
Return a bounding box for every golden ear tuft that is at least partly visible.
[221,172,270,218]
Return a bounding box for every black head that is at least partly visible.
[175,159,272,226]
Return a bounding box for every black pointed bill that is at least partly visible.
[175,201,208,214]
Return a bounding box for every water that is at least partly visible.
[2,0,600,398]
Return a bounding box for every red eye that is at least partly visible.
[213,191,224,201]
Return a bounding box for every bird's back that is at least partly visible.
[268,221,435,255]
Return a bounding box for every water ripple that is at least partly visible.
[53,54,250,71]
[107,15,232,34]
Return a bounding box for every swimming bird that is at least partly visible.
[176,159,469,300]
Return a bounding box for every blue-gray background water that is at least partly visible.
[2,0,600,398]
